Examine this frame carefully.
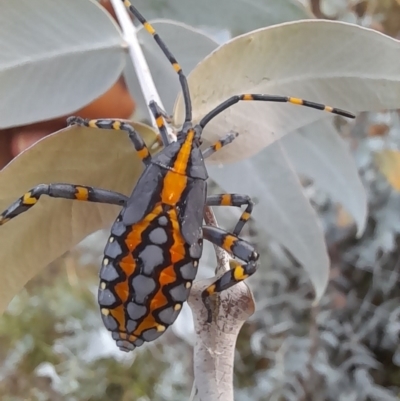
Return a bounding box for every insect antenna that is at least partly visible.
[123,0,192,124]
[199,94,355,129]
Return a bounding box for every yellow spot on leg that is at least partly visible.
[23,192,37,205]
[221,194,232,206]
[112,121,122,130]
[156,116,164,128]
[137,147,150,161]
[144,22,155,35]
[242,212,251,221]
[207,284,216,295]
[214,141,222,151]
[288,97,304,106]
[172,62,182,73]
[88,120,98,128]
[75,186,89,201]
[324,106,333,113]
[222,235,237,253]
[233,265,249,281]
[242,94,254,101]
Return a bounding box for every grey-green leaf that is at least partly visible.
[208,141,330,302]
[174,21,400,164]
[132,0,312,33]
[0,0,126,128]
[0,123,158,314]
[281,119,367,235]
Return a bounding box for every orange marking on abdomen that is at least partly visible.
[113,205,163,307]
[151,265,177,309]
[134,315,158,335]
[110,305,126,331]
[114,253,136,303]
[133,262,184,336]
[111,203,192,337]
[169,209,187,263]
[123,204,163,250]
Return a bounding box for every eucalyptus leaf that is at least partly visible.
[174,20,400,164]
[0,123,158,314]
[281,119,367,235]
[133,0,312,34]
[0,0,126,128]
[208,141,330,302]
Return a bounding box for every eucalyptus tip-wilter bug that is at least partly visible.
[0,0,356,351]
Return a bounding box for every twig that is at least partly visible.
[109,0,174,138]
[188,206,256,401]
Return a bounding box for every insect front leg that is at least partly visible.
[0,184,127,225]
[201,225,259,323]
[67,117,152,166]
[201,131,239,159]
[148,100,172,146]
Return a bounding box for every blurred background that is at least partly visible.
[1,0,400,400]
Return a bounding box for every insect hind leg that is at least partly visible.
[206,193,254,236]
[201,225,259,322]
[0,184,127,225]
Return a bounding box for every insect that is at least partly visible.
[0,0,356,352]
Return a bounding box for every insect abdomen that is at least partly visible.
[98,202,200,352]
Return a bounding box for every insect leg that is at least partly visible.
[149,101,173,124]
[201,131,239,159]
[206,193,254,236]
[199,94,355,129]
[201,225,259,322]
[148,101,171,146]
[67,117,152,166]
[0,184,128,225]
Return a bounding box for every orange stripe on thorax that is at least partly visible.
[161,130,194,205]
